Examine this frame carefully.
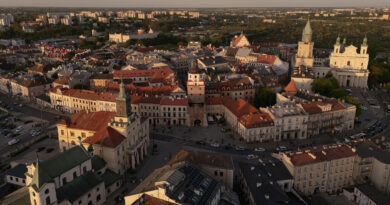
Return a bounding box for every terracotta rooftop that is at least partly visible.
[83,127,126,148]
[57,111,115,132]
[223,98,259,118]
[239,113,274,128]
[232,35,244,47]
[289,144,356,166]
[284,80,298,93]
[257,54,277,65]
[167,150,233,169]
[113,68,174,79]
[301,99,346,115]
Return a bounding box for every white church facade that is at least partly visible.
[293,20,369,89]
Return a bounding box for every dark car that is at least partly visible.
[37,147,45,152]
[196,140,206,145]
[46,148,55,153]
[224,145,232,150]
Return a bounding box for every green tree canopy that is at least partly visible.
[254,88,276,108]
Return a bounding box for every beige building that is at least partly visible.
[57,81,149,173]
[109,33,130,43]
[261,94,309,140]
[353,141,390,194]
[281,144,356,195]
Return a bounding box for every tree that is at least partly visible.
[342,96,362,117]
[254,88,276,108]
[311,77,339,97]
[73,84,88,90]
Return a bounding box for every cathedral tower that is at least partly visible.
[295,19,314,68]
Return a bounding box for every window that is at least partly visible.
[73,172,77,179]
[62,177,67,185]
[60,130,64,135]
[88,193,91,198]
[220,172,223,177]
[70,132,74,137]
[347,61,351,66]
[83,167,87,173]
[97,194,101,201]
[46,196,51,205]
[214,171,218,176]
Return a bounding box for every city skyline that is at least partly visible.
[1,0,390,8]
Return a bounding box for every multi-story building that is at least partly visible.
[112,67,175,86]
[2,145,121,205]
[109,33,130,43]
[281,144,356,195]
[230,33,250,48]
[167,150,234,189]
[353,141,390,194]
[261,95,308,140]
[238,160,295,205]
[9,75,52,99]
[57,81,149,172]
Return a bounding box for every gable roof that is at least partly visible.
[284,80,298,93]
[30,146,91,190]
[83,127,126,148]
[58,111,116,132]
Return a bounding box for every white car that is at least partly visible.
[254,147,266,152]
[361,106,368,111]
[276,146,287,151]
[8,138,20,146]
[14,126,23,133]
[210,143,220,148]
[235,146,245,151]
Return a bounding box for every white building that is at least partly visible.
[109,33,130,43]
[261,94,308,140]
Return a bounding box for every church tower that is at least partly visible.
[116,80,132,118]
[187,60,205,104]
[361,36,368,55]
[295,19,314,68]
[334,36,341,54]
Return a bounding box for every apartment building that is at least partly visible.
[261,94,308,140]
[281,144,356,195]
[353,141,390,194]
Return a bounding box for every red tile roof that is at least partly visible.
[112,68,174,80]
[289,145,356,166]
[284,80,298,93]
[232,35,244,47]
[224,98,258,118]
[257,54,277,65]
[239,113,274,128]
[301,99,346,115]
[107,83,182,97]
[205,97,259,118]
[57,111,115,132]
[83,127,126,148]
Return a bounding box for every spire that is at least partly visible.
[343,37,347,45]
[362,35,368,46]
[302,19,312,43]
[115,78,132,117]
[335,35,340,45]
[118,78,126,99]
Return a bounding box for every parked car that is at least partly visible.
[224,145,232,150]
[247,154,259,160]
[8,138,20,146]
[276,146,287,152]
[210,143,220,148]
[254,147,266,152]
[196,140,206,145]
[235,146,245,151]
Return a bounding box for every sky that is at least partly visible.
[1,0,389,8]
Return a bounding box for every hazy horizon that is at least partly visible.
[1,0,389,8]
